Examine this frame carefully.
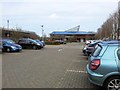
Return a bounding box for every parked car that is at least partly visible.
[41,41,45,46]
[83,41,101,56]
[2,39,22,52]
[0,40,3,53]
[36,40,45,48]
[85,40,94,45]
[35,40,44,48]
[55,40,66,44]
[82,44,88,55]
[18,38,42,49]
[86,40,120,90]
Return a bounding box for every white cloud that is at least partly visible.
[1,0,118,3]
[1,0,120,36]
[49,13,59,19]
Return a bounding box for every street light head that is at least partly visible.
[41,25,43,27]
[7,20,9,23]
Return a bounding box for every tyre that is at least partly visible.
[6,48,11,52]
[104,76,120,90]
[33,46,37,50]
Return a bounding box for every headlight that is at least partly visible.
[84,47,86,50]
[11,46,17,49]
[36,43,40,46]
[37,44,40,46]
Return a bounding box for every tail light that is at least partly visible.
[90,59,100,70]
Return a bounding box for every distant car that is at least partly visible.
[2,39,22,52]
[87,40,120,90]
[55,40,66,44]
[0,40,2,53]
[82,45,88,55]
[41,41,45,46]
[35,40,44,48]
[86,41,101,56]
[85,40,94,45]
[83,41,101,56]
[18,38,42,49]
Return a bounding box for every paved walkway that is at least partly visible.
[2,43,100,89]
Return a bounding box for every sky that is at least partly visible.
[0,0,120,37]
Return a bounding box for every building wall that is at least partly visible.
[50,34,95,42]
[1,28,40,42]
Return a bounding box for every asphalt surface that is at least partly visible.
[0,54,2,90]
[2,43,101,89]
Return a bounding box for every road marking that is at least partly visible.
[58,48,63,51]
[67,70,87,73]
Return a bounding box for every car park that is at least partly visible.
[18,38,42,49]
[86,40,120,90]
[2,39,22,52]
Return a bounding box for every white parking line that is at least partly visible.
[58,48,63,51]
[58,49,62,51]
[66,70,87,73]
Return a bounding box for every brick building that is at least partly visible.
[1,27,40,42]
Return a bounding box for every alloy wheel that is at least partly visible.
[108,79,120,90]
[33,46,37,50]
[6,48,10,52]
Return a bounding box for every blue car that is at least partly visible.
[0,40,2,53]
[41,41,45,46]
[2,39,22,52]
[35,40,44,48]
[86,40,120,90]
[18,38,43,49]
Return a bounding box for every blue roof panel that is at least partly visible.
[50,31,95,35]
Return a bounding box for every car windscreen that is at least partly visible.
[36,40,41,43]
[3,40,15,44]
[92,45,102,57]
[30,40,39,44]
[35,40,39,42]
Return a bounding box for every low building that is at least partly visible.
[1,27,40,42]
[50,25,95,42]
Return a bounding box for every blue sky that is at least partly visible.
[0,0,119,36]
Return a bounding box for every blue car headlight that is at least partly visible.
[11,46,17,49]
[36,43,41,46]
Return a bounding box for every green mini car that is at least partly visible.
[87,40,120,90]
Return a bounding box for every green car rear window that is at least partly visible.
[117,49,120,60]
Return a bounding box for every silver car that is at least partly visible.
[86,41,120,90]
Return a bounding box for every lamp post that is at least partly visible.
[41,25,44,41]
[7,20,9,29]
[7,20,10,38]
[118,1,120,40]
